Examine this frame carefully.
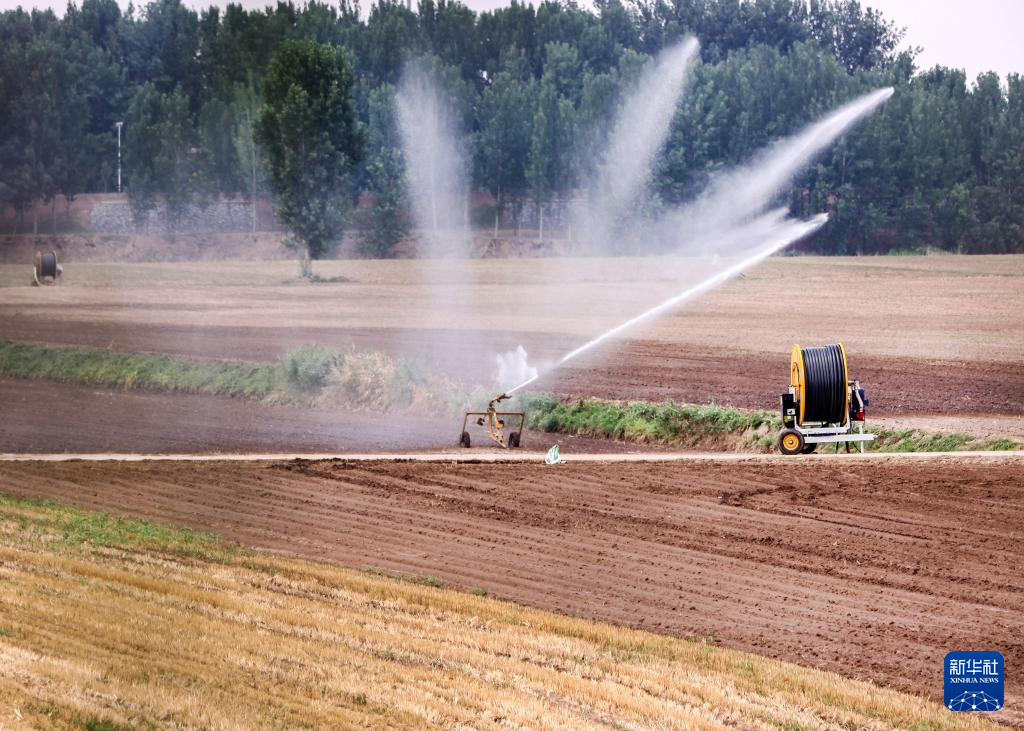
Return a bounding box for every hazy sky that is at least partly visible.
[2,0,1021,80]
[864,0,1022,81]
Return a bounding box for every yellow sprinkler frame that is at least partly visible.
[459,393,525,449]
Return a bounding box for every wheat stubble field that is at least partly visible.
[0,492,1005,730]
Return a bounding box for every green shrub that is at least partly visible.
[410,575,443,588]
[282,345,337,392]
[389,357,425,405]
[979,438,1019,451]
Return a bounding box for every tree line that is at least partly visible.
[0,0,1021,255]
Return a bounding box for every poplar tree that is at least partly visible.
[256,40,365,275]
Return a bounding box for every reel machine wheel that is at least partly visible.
[778,428,805,456]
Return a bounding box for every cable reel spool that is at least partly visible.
[791,343,848,425]
[32,250,61,286]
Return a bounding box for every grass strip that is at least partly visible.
[869,428,1019,452]
[0,337,465,413]
[0,337,280,398]
[0,494,233,561]
[522,394,1021,452]
[522,393,777,447]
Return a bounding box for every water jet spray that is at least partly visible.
[657,87,894,245]
[499,86,894,397]
[459,82,894,444]
[578,37,700,251]
[504,212,829,396]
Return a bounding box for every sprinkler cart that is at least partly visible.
[459,393,524,449]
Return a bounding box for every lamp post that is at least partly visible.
[115,121,123,193]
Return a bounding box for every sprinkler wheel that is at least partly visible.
[460,431,471,448]
[508,432,521,448]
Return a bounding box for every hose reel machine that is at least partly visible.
[32,250,62,286]
[778,343,875,455]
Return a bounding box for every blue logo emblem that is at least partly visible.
[945,651,1004,712]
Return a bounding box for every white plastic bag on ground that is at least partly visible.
[544,445,562,465]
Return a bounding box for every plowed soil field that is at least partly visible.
[0,378,639,454]
[1,454,1021,723]
[1,255,1021,431]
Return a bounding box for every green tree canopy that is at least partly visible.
[255,40,366,269]
[0,0,1020,252]
[363,83,407,257]
[124,83,197,229]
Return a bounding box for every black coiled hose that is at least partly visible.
[801,344,847,424]
[39,251,58,278]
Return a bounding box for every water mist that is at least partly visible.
[577,37,700,252]
[500,87,894,395]
[395,61,489,394]
[396,66,471,259]
[657,88,895,246]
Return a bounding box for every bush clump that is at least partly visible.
[320,349,464,414]
[283,345,337,392]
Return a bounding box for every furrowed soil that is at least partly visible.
[0,255,1020,452]
[0,378,640,454]
[1,455,1021,724]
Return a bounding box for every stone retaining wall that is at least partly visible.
[90,200,260,234]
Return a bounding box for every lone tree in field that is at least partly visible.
[256,41,365,276]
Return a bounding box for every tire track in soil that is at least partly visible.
[0,457,1021,724]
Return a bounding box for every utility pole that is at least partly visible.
[115,121,124,193]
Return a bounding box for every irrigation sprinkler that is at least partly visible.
[459,393,524,449]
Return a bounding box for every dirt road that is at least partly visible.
[1,455,1020,723]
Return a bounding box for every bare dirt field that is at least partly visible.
[1,454,1021,723]
[0,254,1021,451]
[0,378,636,454]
